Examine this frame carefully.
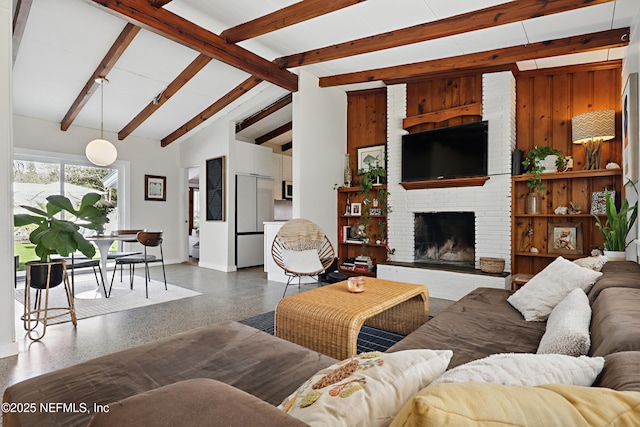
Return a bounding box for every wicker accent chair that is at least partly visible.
[271,219,335,297]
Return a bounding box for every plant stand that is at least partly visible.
[23,260,77,341]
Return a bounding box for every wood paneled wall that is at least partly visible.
[406,74,483,133]
[516,63,622,168]
[346,88,387,173]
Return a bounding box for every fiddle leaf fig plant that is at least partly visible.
[14,192,109,262]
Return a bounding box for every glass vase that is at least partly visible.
[525,191,542,214]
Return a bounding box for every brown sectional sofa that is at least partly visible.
[4,261,640,426]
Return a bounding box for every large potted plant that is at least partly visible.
[14,192,109,287]
[593,189,638,261]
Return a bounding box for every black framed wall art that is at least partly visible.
[206,156,225,221]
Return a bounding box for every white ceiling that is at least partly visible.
[11,0,637,148]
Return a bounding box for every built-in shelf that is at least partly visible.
[400,176,490,190]
[512,168,622,182]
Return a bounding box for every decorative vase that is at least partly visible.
[538,155,558,173]
[604,250,626,261]
[525,191,542,214]
[344,154,352,188]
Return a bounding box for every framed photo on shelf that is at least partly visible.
[622,72,638,182]
[548,222,583,255]
[591,190,615,215]
[350,202,362,216]
[144,175,166,201]
[357,144,386,173]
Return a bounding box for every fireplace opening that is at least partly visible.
[414,212,475,266]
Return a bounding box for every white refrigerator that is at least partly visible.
[236,174,274,268]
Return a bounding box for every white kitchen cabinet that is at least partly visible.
[235,141,273,177]
[271,154,283,199]
[282,155,292,181]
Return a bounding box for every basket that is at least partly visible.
[479,257,505,273]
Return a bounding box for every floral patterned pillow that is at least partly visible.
[278,349,452,427]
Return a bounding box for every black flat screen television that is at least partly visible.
[401,121,488,182]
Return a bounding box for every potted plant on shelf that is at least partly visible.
[522,145,565,213]
[593,187,638,261]
[14,192,109,287]
[358,162,387,194]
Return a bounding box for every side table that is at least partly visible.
[511,273,534,291]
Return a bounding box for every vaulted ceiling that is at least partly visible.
[11,0,636,152]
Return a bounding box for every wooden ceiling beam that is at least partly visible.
[161,76,263,147]
[149,0,173,7]
[91,0,298,92]
[236,94,292,133]
[119,54,212,140]
[275,0,613,68]
[319,28,630,87]
[221,0,366,44]
[60,23,140,131]
[12,0,33,64]
[255,122,292,145]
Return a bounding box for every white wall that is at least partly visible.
[12,115,183,264]
[292,69,346,245]
[622,9,640,262]
[180,119,235,271]
[0,0,18,358]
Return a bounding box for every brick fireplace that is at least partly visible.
[378,72,515,300]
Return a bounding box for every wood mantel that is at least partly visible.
[402,103,482,130]
[400,176,490,190]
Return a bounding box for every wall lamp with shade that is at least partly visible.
[86,76,117,167]
[571,110,615,170]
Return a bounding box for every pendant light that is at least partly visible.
[86,76,117,166]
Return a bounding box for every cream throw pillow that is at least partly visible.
[390,382,640,427]
[281,249,324,273]
[278,349,453,427]
[507,256,602,321]
[573,255,608,271]
[431,353,604,387]
[537,288,591,356]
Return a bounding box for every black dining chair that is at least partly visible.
[110,231,167,298]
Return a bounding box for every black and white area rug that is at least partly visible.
[239,311,407,354]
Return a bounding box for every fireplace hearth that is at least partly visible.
[414,212,475,266]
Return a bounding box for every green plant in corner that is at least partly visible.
[358,162,386,194]
[14,193,109,262]
[593,183,638,252]
[522,145,564,191]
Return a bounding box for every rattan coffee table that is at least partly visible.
[275,278,429,360]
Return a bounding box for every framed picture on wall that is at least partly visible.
[622,72,638,182]
[548,222,583,255]
[357,144,386,173]
[144,175,166,201]
[206,156,225,221]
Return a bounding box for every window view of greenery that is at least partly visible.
[13,160,119,270]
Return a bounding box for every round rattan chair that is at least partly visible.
[271,218,335,297]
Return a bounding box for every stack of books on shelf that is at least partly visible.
[341,258,356,271]
[354,256,373,273]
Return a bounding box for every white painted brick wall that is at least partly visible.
[381,72,516,297]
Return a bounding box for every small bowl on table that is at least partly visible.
[347,276,366,293]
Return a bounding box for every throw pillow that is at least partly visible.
[507,256,602,321]
[278,349,453,427]
[431,353,604,387]
[389,382,640,427]
[282,249,324,273]
[573,255,608,271]
[537,288,592,356]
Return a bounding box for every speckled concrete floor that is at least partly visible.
[1,262,453,401]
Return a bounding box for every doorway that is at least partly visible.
[187,166,200,262]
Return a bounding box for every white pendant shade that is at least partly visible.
[86,138,117,166]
